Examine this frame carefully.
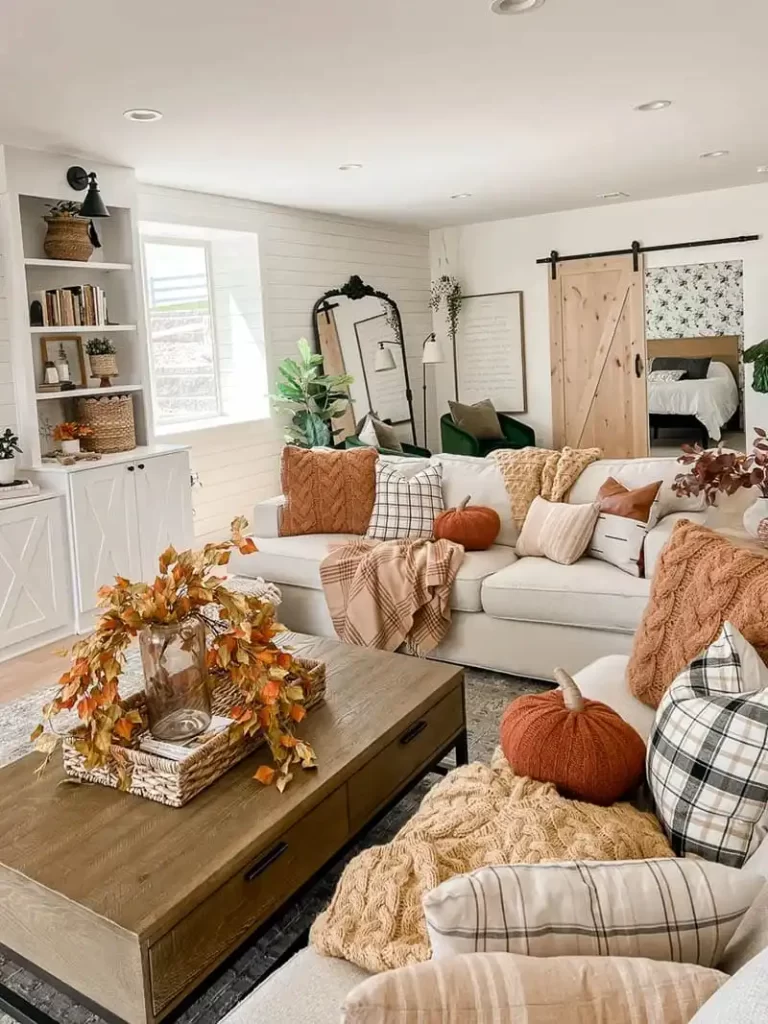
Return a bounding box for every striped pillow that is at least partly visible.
[588,511,649,576]
[423,859,763,967]
[515,497,600,565]
[342,953,726,1024]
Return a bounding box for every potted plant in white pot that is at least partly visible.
[0,429,22,485]
[673,429,768,541]
[53,422,93,456]
[43,201,94,262]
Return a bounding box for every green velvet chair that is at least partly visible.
[344,435,431,458]
[440,412,535,457]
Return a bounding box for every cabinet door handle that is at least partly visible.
[137,463,145,470]
[127,465,135,472]
[400,720,428,745]
[244,841,288,881]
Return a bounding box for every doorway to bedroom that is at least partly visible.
[645,260,745,455]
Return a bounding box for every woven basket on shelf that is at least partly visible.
[89,354,118,384]
[76,393,136,453]
[62,656,325,807]
[43,216,93,262]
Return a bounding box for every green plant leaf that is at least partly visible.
[297,338,313,364]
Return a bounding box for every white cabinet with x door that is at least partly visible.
[36,447,193,632]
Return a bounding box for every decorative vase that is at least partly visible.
[139,618,212,741]
[89,353,118,387]
[743,496,768,542]
[0,457,15,485]
[43,216,93,262]
[60,439,80,455]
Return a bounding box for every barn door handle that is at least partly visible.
[635,354,644,378]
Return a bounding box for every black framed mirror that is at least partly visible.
[312,275,417,445]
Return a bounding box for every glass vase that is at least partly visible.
[139,618,211,741]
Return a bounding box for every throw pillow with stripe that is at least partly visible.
[647,621,768,868]
[367,462,444,540]
[423,859,762,967]
[588,512,649,577]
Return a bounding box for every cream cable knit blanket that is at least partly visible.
[310,751,673,973]
[490,446,602,527]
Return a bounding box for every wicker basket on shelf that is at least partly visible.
[43,216,93,262]
[76,393,136,453]
[62,656,326,807]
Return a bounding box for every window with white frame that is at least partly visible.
[141,223,268,433]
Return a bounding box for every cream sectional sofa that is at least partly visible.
[229,452,708,680]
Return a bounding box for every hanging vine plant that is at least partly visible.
[430,274,463,398]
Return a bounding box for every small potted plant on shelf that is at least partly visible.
[53,421,94,455]
[42,200,94,262]
[0,428,22,485]
[86,337,118,386]
[673,429,768,541]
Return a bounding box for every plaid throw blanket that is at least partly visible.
[319,538,464,654]
[490,445,602,527]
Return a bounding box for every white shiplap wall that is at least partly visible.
[0,237,16,432]
[139,186,431,543]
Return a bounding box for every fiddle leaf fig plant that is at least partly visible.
[271,338,353,448]
[744,340,768,393]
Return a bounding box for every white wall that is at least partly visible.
[430,183,768,449]
[139,186,430,542]
[0,237,14,432]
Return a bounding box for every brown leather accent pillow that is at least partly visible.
[279,446,377,536]
[627,520,768,708]
[598,477,662,524]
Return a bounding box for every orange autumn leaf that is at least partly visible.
[256,650,275,665]
[261,680,281,702]
[77,696,97,721]
[254,764,275,785]
[280,734,299,748]
[114,717,135,741]
[289,704,306,723]
[238,537,258,555]
[277,652,293,669]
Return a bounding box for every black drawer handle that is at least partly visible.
[127,465,135,472]
[138,463,145,470]
[400,720,428,745]
[244,841,288,881]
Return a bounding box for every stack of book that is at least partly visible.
[0,479,40,501]
[31,285,108,327]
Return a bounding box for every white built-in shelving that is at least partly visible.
[36,383,144,401]
[30,324,137,334]
[24,258,133,271]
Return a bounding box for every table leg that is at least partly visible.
[455,728,469,766]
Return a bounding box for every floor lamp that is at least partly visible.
[421,333,444,449]
[374,334,443,449]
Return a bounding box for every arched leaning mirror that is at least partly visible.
[312,275,417,446]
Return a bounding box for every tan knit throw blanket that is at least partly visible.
[490,446,602,527]
[311,751,673,973]
[319,537,465,654]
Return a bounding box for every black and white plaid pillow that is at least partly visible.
[367,462,444,540]
[648,621,768,867]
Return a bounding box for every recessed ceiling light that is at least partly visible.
[490,0,545,14]
[338,163,363,171]
[634,100,672,112]
[700,150,730,159]
[597,191,630,200]
[123,108,163,122]
[450,193,473,200]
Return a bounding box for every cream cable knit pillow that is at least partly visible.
[516,496,600,565]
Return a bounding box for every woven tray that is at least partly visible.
[62,657,325,807]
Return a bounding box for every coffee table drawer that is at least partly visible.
[348,685,463,832]
[149,785,348,1013]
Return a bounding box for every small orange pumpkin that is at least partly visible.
[500,668,646,806]
[433,495,501,550]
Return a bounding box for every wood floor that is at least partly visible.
[0,635,80,705]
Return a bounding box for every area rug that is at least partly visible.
[0,660,550,1024]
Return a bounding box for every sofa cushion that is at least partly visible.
[568,457,705,517]
[691,947,768,1023]
[280,446,377,536]
[644,510,707,577]
[431,453,517,547]
[516,497,600,565]
[237,535,516,613]
[221,947,369,1024]
[481,557,651,633]
[573,654,656,742]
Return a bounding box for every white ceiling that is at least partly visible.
[1,0,767,227]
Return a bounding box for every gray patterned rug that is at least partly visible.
[0,661,550,1024]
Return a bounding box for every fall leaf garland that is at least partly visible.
[32,516,317,791]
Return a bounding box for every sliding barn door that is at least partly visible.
[315,308,357,441]
[549,255,648,458]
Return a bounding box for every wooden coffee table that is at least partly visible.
[0,634,465,1024]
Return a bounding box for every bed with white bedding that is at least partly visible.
[648,360,739,442]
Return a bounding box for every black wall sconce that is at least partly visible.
[66,166,110,218]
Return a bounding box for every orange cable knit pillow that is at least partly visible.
[627,520,768,707]
[279,446,377,537]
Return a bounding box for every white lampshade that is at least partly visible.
[422,337,444,365]
[374,343,396,372]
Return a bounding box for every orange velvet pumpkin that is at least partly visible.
[433,496,501,550]
[500,668,646,806]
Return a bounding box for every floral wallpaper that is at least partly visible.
[645,260,744,339]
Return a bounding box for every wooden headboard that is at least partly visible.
[647,336,741,382]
